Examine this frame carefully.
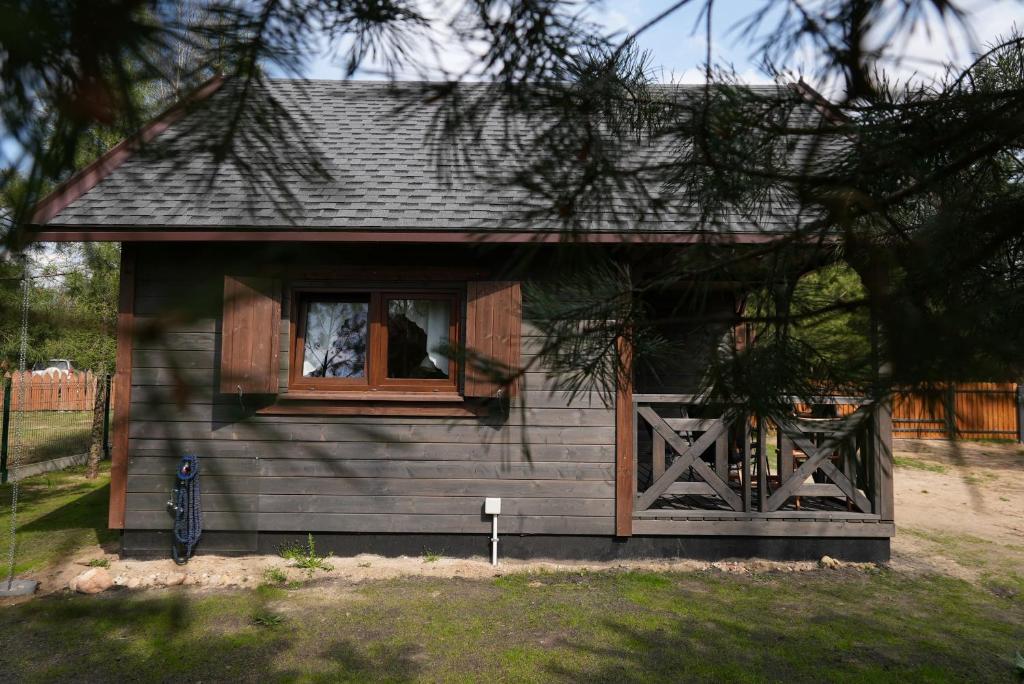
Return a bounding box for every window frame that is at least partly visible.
[288,285,461,396]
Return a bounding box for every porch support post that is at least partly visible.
[614,334,634,537]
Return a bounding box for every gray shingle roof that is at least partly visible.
[39,79,832,235]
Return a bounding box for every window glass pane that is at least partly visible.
[387,299,450,379]
[302,298,369,378]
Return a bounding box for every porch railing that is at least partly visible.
[632,394,892,520]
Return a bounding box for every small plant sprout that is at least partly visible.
[422,549,442,563]
[263,567,287,585]
[252,610,285,628]
[87,558,110,568]
[279,533,333,572]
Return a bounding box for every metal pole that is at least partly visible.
[0,378,10,484]
[1016,383,1024,445]
[102,373,112,459]
[490,515,499,566]
[944,383,957,439]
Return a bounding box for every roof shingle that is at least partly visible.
[39,79,831,235]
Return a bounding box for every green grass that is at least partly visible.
[262,567,288,585]
[0,463,1020,681]
[0,568,1020,682]
[251,609,286,628]
[894,455,949,473]
[7,411,94,465]
[0,463,115,574]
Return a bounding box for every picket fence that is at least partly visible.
[0,371,100,411]
[892,382,1021,441]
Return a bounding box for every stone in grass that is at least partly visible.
[0,579,39,597]
[166,573,187,586]
[70,568,114,594]
[819,555,842,570]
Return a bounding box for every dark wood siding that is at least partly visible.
[125,245,616,538]
[634,292,737,395]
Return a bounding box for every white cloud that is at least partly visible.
[293,0,1024,88]
[302,0,483,81]
[868,0,1022,86]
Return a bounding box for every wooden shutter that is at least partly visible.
[220,275,281,394]
[465,281,522,398]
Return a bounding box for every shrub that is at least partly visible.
[279,533,333,572]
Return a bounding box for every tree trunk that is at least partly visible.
[85,373,107,479]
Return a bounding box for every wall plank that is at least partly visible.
[129,441,612,462]
[124,247,616,538]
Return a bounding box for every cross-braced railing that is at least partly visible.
[632,394,891,519]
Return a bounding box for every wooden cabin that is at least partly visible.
[29,79,894,561]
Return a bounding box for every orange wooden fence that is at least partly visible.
[0,371,99,411]
[790,383,1021,441]
[892,382,1020,440]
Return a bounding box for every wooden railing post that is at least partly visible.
[872,399,894,522]
[757,416,768,512]
[742,416,752,513]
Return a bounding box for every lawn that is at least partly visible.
[0,464,115,574]
[0,567,1020,682]
[0,465,1021,682]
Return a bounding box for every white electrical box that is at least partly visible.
[484,497,502,515]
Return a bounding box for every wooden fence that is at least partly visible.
[0,371,100,411]
[892,382,1021,441]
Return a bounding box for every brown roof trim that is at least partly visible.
[30,75,226,225]
[789,79,848,125]
[29,228,792,244]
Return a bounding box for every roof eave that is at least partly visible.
[28,227,797,245]
[29,74,226,226]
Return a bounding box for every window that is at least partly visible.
[290,289,460,395]
[299,296,369,380]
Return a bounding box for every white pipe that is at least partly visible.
[491,515,499,565]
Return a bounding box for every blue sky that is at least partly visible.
[302,0,1023,90]
[3,1,1022,167]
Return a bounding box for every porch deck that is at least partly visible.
[628,394,894,538]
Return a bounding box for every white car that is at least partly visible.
[31,359,75,376]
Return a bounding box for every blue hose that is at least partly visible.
[171,454,202,564]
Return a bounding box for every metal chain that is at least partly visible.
[6,259,30,589]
